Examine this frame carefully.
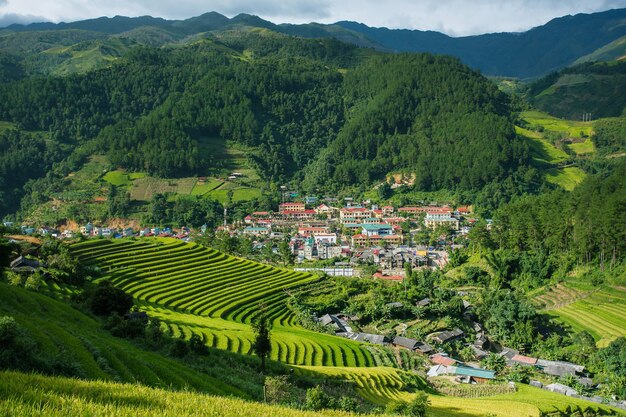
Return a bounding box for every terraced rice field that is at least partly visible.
[296,367,620,417]
[534,283,587,310]
[535,282,626,347]
[70,238,375,367]
[550,287,626,347]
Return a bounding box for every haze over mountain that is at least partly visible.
[2,8,626,78]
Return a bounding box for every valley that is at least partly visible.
[1,5,625,417]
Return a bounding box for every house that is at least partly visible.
[351,234,369,247]
[392,336,429,352]
[361,224,393,237]
[509,354,538,367]
[429,354,457,367]
[386,302,404,309]
[10,256,42,273]
[398,206,426,217]
[312,233,337,244]
[279,202,306,212]
[319,314,351,333]
[536,359,584,377]
[431,328,464,344]
[305,196,318,205]
[243,227,270,236]
[469,345,489,360]
[545,383,577,396]
[340,208,372,221]
[416,298,432,307]
[350,333,388,345]
[315,204,336,218]
[424,208,459,230]
[298,227,330,237]
[427,364,450,377]
[382,206,394,216]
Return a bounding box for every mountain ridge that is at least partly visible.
[3,8,626,77]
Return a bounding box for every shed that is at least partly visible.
[431,328,464,344]
[352,333,387,345]
[450,366,496,383]
[392,336,421,350]
[416,297,431,307]
[10,256,41,273]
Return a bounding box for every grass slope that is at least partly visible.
[517,111,592,190]
[0,371,367,417]
[0,282,243,397]
[70,238,376,367]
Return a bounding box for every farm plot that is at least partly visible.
[70,238,375,367]
[549,287,626,347]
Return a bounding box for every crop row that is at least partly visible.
[71,239,317,325]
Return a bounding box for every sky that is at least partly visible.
[1,0,626,36]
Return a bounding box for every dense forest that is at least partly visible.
[0,32,535,217]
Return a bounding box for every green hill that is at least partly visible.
[575,35,626,64]
[528,60,626,120]
[0,281,250,397]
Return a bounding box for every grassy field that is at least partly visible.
[515,126,570,164]
[544,166,586,191]
[70,238,376,367]
[535,281,626,347]
[521,111,594,138]
[0,371,369,417]
[516,111,593,190]
[568,138,596,155]
[0,282,245,396]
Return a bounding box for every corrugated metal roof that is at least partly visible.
[450,366,495,379]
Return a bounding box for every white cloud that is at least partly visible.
[0,0,625,34]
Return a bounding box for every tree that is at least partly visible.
[377,182,392,200]
[481,352,506,374]
[278,239,293,266]
[252,306,272,371]
[88,280,133,317]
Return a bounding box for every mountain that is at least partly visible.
[319,9,626,78]
[528,60,626,119]
[574,34,626,64]
[3,9,626,78]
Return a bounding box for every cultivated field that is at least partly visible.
[0,371,369,417]
[535,282,626,347]
[70,238,376,367]
[0,282,244,395]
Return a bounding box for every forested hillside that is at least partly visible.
[302,54,526,191]
[528,60,626,119]
[0,32,531,218]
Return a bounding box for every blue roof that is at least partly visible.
[361,224,392,231]
[245,227,268,231]
[451,366,495,379]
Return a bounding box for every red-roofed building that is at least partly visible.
[280,210,316,220]
[430,354,457,367]
[510,354,538,366]
[398,206,427,217]
[351,234,368,246]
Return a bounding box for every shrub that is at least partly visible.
[305,386,332,411]
[188,334,208,355]
[170,338,189,358]
[386,392,429,417]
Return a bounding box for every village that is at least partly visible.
[4,197,477,276]
[5,196,619,409]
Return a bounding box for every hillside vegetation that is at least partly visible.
[528,61,626,120]
[0,33,534,218]
[70,238,378,367]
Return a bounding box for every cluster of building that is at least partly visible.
[240,199,474,273]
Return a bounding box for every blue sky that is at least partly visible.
[1,0,626,35]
